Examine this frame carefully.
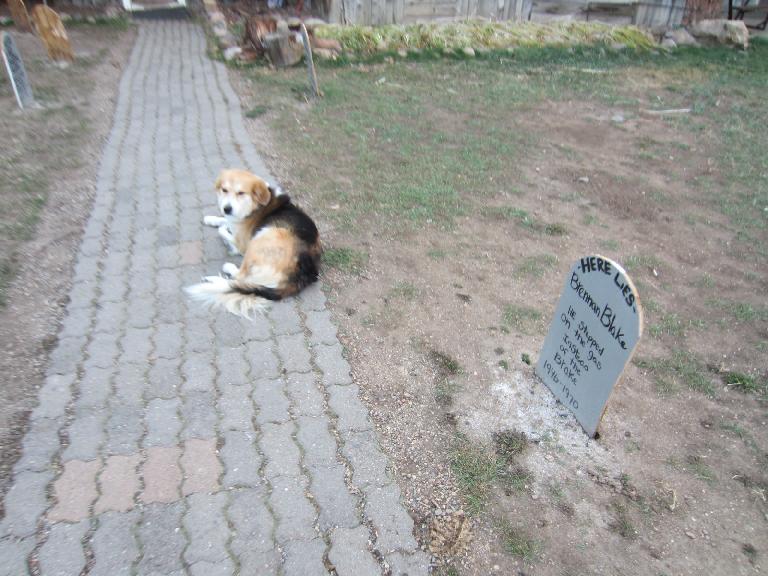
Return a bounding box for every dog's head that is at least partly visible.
[214,169,278,221]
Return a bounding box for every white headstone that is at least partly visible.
[535,255,642,437]
[1,32,34,109]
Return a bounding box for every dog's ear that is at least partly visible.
[214,174,222,190]
[250,178,271,206]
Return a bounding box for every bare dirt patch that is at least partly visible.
[230,45,767,575]
[0,23,135,504]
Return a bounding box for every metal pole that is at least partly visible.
[299,23,320,99]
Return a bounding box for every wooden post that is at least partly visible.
[7,0,32,33]
[31,5,74,62]
[299,24,320,99]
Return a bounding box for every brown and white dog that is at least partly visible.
[185,169,321,317]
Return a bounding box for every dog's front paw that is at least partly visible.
[204,215,225,227]
[221,263,239,279]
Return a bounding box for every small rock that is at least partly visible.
[610,42,627,51]
[304,17,327,29]
[276,19,289,33]
[685,530,696,539]
[660,38,677,50]
[223,46,242,61]
[314,48,335,60]
[577,176,590,184]
[462,46,476,57]
[689,19,749,49]
[86,15,96,23]
[397,48,408,58]
[611,113,625,123]
[665,27,699,46]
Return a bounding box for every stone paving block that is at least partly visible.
[314,342,353,386]
[246,340,280,379]
[276,333,312,373]
[183,492,230,565]
[328,526,381,576]
[305,309,338,345]
[125,295,155,328]
[114,362,145,405]
[156,292,183,323]
[260,422,300,479]
[213,311,249,347]
[268,300,302,335]
[104,404,143,456]
[221,430,261,488]
[137,501,186,575]
[283,538,328,576]
[341,431,391,489]
[14,417,61,473]
[181,391,217,440]
[269,475,316,543]
[47,335,87,376]
[0,535,34,576]
[120,327,153,364]
[309,464,360,530]
[218,382,254,431]
[62,411,107,461]
[76,366,113,411]
[94,299,127,335]
[189,559,236,576]
[37,520,89,576]
[228,488,274,555]
[31,373,74,420]
[328,384,373,433]
[186,316,215,352]
[128,268,155,299]
[2,470,53,538]
[148,357,182,399]
[181,438,221,495]
[95,454,140,514]
[144,398,181,448]
[285,372,324,417]
[156,244,178,270]
[181,352,216,393]
[141,446,182,504]
[254,378,291,425]
[99,273,130,303]
[89,510,140,576]
[84,332,120,370]
[364,483,417,553]
[67,280,98,311]
[154,322,183,359]
[48,459,100,522]
[237,549,281,576]
[59,306,93,340]
[216,345,249,386]
[296,416,338,470]
[386,551,430,576]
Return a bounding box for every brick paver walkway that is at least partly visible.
[0,19,428,576]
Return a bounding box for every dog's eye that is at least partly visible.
[222,188,228,193]
[237,191,245,196]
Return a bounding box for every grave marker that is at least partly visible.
[535,255,642,437]
[2,32,35,109]
[7,0,32,33]
[30,5,74,63]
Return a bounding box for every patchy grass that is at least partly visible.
[515,255,557,278]
[323,247,368,274]
[430,349,463,406]
[389,280,419,300]
[724,371,766,396]
[635,350,714,398]
[623,254,662,272]
[707,299,768,323]
[245,104,269,118]
[450,435,502,514]
[610,502,638,539]
[686,455,716,484]
[502,304,542,334]
[495,517,541,561]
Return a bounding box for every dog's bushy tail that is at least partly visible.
[184,269,282,319]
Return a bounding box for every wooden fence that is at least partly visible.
[329,0,684,28]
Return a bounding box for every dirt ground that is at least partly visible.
[232,44,767,575]
[0,23,135,503]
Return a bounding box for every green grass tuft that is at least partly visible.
[495,517,541,561]
[323,247,368,274]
